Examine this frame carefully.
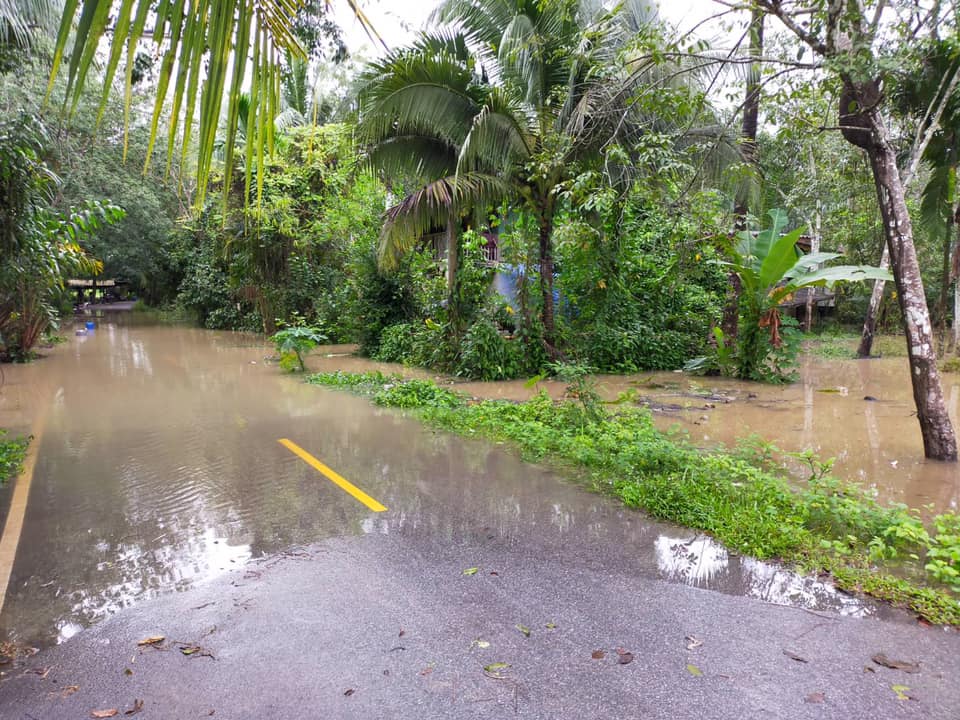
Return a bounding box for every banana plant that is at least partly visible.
[723,209,892,381]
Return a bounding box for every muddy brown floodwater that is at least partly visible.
[0,317,941,650]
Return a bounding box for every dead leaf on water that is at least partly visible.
[124,699,144,716]
[873,653,920,673]
[686,664,703,677]
[91,710,118,718]
[591,650,605,660]
[462,567,479,576]
[805,692,825,704]
[685,635,703,650]
[516,624,531,638]
[137,636,164,647]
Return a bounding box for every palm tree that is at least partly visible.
[46,1,378,208]
[358,0,673,347]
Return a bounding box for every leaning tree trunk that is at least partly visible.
[848,88,958,459]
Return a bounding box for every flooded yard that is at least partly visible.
[0,318,946,650]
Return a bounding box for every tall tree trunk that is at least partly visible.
[725,9,764,342]
[445,209,461,331]
[538,209,556,347]
[803,147,822,331]
[935,214,954,353]
[857,244,889,357]
[855,99,957,459]
[952,203,960,353]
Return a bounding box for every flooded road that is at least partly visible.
[0,320,927,649]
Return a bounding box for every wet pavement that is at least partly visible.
[0,318,958,717]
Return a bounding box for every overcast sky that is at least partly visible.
[332,0,742,58]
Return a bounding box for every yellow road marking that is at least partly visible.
[278,439,387,512]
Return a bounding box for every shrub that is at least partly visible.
[456,318,524,380]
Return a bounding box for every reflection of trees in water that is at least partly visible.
[653,535,876,617]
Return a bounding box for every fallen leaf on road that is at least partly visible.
[91,710,118,718]
[420,666,434,676]
[873,654,920,673]
[616,650,634,665]
[343,689,355,697]
[545,622,556,630]
[462,567,479,576]
[484,662,510,677]
[804,692,825,704]
[591,650,605,660]
[863,666,875,673]
[686,664,703,677]
[783,650,808,663]
[137,636,164,647]
[123,669,133,677]
[180,645,201,656]
[472,640,490,649]
[398,629,405,637]
[685,635,703,650]
[61,685,80,698]
[516,624,531,638]
[489,571,499,576]
[891,684,913,701]
[124,699,144,715]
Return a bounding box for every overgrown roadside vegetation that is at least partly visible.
[0,430,29,484]
[307,371,960,625]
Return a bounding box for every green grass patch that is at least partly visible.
[0,430,30,485]
[306,371,960,624]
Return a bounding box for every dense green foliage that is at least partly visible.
[0,111,124,361]
[306,370,960,622]
[170,124,386,335]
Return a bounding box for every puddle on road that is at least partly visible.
[0,320,933,649]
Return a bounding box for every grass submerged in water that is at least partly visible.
[306,371,960,624]
[0,430,29,485]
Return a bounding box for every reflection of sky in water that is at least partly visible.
[655,535,875,618]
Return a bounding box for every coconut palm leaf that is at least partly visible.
[46,0,377,209]
[378,172,509,269]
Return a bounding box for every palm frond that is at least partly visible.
[458,87,534,174]
[379,172,508,269]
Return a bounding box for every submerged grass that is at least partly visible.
[804,332,908,359]
[0,430,29,485]
[306,371,960,624]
